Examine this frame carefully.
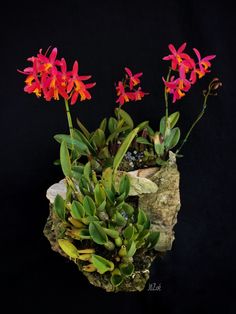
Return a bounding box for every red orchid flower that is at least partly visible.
[163,67,191,103]
[125,67,143,89]
[132,87,149,101]
[19,47,96,105]
[36,47,60,73]
[67,60,96,104]
[163,43,195,72]
[116,81,135,106]
[192,48,216,79]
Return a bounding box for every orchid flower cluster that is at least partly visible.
[18,47,96,105]
[18,44,220,289]
[162,43,216,103]
[115,67,148,106]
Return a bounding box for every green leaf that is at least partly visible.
[79,175,92,195]
[53,194,65,220]
[137,209,150,229]
[91,128,106,148]
[119,262,134,277]
[97,200,107,211]
[94,183,106,206]
[119,175,130,198]
[73,129,96,155]
[136,120,149,131]
[83,196,96,216]
[76,118,90,139]
[55,134,88,155]
[103,228,120,239]
[111,269,123,286]
[160,112,180,136]
[113,127,139,173]
[168,112,180,128]
[89,221,108,244]
[71,200,85,219]
[58,239,78,259]
[79,229,91,239]
[146,125,155,136]
[108,117,118,133]
[115,108,134,129]
[112,212,127,227]
[164,127,180,149]
[122,203,134,217]
[123,225,135,240]
[101,167,113,190]
[154,143,165,156]
[99,118,107,132]
[98,147,111,159]
[60,141,72,177]
[159,116,167,136]
[91,254,114,274]
[126,240,136,257]
[156,157,167,166]
[83,161,91,181]
[86,215,99,222]
[147,231,160,250]
[106,126,130,144]
[136,137,152,146]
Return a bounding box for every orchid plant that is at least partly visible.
[18,43,221,288]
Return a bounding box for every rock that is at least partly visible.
[138,152,181,251]
[115,168,159,196]
[46,179,67,203]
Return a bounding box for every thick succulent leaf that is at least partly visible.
[91,254,114,274]
[168,111,180,128]
[91,128,106,148]
[60,141,72,177]
[123,225,135,240]
[83,161,91,181]
[119,175,130,198]
[119,262,134,277]
[111,269,123,286]
[126,240,136,257]
[54,194,65,220]
[99,118,107,132]
[58,239,78,259]
[154,143,165,156]
[89,222,108,244]
[108,117,118,133]
[83,196,96,216]
[146,231,160,250]
[71,200,85,219]
[94,183,106,206]
[164,127,180,149]
[103,227,120,239]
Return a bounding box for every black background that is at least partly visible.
[1,0,235,313]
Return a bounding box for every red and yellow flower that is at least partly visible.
[19,47,96,105]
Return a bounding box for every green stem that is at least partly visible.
[176,90,211,155]
[164,68,172,136]
[64,99,74,138]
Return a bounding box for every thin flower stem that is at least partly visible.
[176,90,211,155]
[64,99,74,138]
[164,68,172,136]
